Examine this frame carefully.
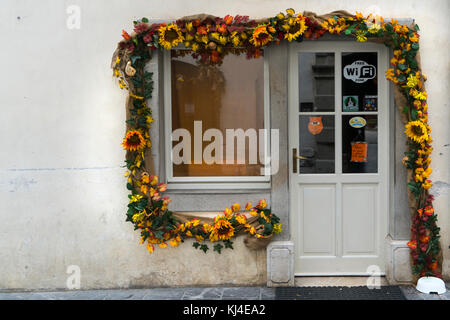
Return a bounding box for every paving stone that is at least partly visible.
[260,287,276,300]
[222,287,260,300]
[182,288,223,300]
[141,288,185,300]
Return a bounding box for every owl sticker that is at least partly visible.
[308,116,323,135]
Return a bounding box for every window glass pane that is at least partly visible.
[299,115,335,173]
[342,114,378,173]
[342,52,378,112]
[299,52,335,112]
[171,51,265,177]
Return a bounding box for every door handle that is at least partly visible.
[293,148,308,173]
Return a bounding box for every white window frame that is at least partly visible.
[163,50,271,190]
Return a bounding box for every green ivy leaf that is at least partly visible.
[200,244,209,253]
[224,240,234,250]
[213,244,223,254]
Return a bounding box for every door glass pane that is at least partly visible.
[299,52,335,112]
[342,115,378,173]
[342,52,378,112]
[299,115,335,173]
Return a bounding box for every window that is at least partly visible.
[164,50,270,188]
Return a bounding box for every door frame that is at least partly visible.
[288,41,391,276]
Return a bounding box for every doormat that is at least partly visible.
[275,286,406,300]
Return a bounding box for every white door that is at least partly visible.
[289,41,389,275]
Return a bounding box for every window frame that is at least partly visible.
[163,49,271,190]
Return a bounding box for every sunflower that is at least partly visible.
[283,14,307,41]
[122,130,146,151]
[405,121,428,144]
[250,25,274,47]
[158,23,184,50]
[209,218,235,242]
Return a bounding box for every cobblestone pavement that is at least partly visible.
[0,284,448,300]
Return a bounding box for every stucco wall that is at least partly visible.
[0,0,448,290]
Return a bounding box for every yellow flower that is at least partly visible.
[150,175,158,186]
[405,121,428,144]
[286,8,295,16]
[146,243,154,253]
[250,24,273,47]
[273,224,282,234]
[235,214,247,225]
[158,23,184,50]
[231,36,240,47]
[130,194,143,203]
[414,91,427,101]
[368,23,381,34]
[356,30,367,42]
[406,73,420,88]
[209,218,235,242]
[245,202,252,210]
[244,224,257,235]
[257,199,267,209]
[231,203,241,212]
[195,235,204,242]
[249,209,258,216]
[283,14,307,42]
[422,180,432,190]
[169,238,180,247]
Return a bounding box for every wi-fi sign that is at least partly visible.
[343,60,376,83]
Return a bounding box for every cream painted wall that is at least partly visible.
[0,0,448,289]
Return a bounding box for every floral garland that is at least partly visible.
[113,9,441,277]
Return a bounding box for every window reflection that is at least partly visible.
[299,52,335,112]
[299,115,335,173]
[342,115,378,173]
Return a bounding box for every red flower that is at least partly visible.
[210,51,220,63]
[197,25,208,35]
[143,31,154,43]
[134,22,149,34]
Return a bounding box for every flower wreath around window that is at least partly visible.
[111,9,442,279]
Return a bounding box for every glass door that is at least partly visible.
[289,41,390,275]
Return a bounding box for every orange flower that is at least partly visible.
[224,15,233,25]
[231,203,241,212]
[407,240,417,250]
[217,24,228,34]
[424,205,434,216]
[419,235,429,243]
[122,130,146,152]
[209,218,235,241]
[250,25,273,47]
[122,30,131,40]
[197,25,208,35]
